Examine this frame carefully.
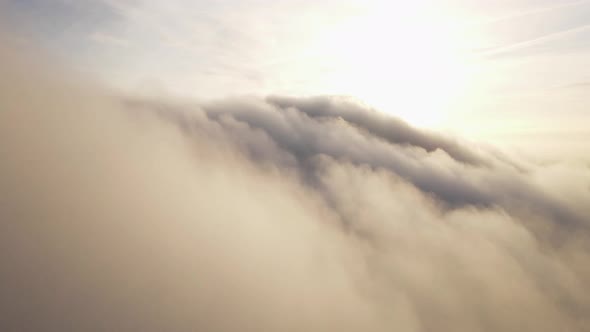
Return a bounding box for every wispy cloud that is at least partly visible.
[477,23,590,58]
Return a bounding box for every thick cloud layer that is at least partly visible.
[1,36,590,331]
[130,95,588,233]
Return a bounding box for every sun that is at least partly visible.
[304,3,471,128]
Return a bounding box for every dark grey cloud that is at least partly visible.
[266,95,492,166]
[126,95,588,235]
[2,34,590,332]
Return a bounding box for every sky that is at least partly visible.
[1,2,590,331]
[2,0,590,137]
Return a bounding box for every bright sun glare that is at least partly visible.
[307,3,471,128]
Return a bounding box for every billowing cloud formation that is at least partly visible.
[130,94,588,232]
[1,35,590,332]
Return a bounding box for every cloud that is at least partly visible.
[1,34,590,332]
[265,95,491,166]
[480,23,590,58]
[128,95,588,231]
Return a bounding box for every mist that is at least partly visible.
[1,34,590,332]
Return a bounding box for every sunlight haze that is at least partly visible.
[1,1,590,331]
